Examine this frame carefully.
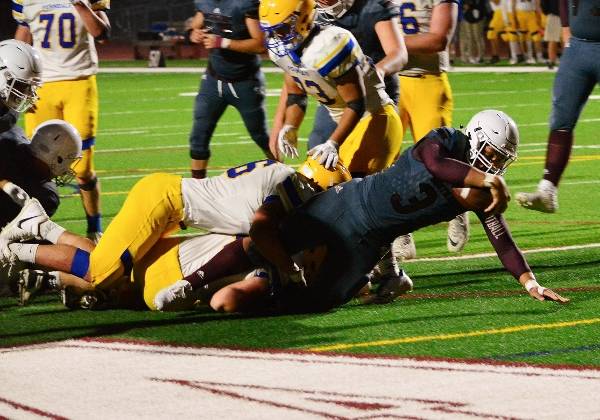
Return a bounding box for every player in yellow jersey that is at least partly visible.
[512,0,544,64]
[13,0,110,243]
[394,0,467,259]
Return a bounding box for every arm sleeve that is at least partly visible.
[476,212,531,279]
[412,130,472,186]
[11,0,28,26]
[559,0,569,26]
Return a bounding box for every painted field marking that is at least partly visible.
[309,318,600,352]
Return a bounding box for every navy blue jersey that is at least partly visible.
[0,103,18,134]
[195,0,261,80]
[567,0,600,41]
[0,130,59,227]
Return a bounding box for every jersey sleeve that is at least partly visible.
[310,31,361,79]
[90,0,110,11]
[244,0,260,19]
[434,0,460,6]
[12,0,27,26]
[377,0,401,20]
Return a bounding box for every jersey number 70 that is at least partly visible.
[39,13,76,49]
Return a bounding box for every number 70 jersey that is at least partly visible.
[12,0,110,83]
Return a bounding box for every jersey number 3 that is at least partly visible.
[40,13,76,49]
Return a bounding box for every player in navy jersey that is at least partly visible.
[245,110,569,313]
[188,0,273,180]
[516,0,600,213]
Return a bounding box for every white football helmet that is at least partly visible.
[465,109,519,175]
[0,39,43,112]
[29,120,82,185]
[316,0,355,19]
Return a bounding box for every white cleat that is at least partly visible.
[0,198,48,242]
[362,270,413,304]
[447,212,470,253]
[392,233,417,260]
[516,180,558,213]
[525,57,536,64]
[0,237,17,276]
[154,279,192,311]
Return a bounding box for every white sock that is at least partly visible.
[509,41,520,59]
[8,243,39,264]
[40,220,66,244]
[526,40,534,59]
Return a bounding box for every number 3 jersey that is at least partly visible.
[12,0,110,83]
[269,25,393,122]
[181,160,295,235]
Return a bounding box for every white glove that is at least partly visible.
[308,139,339,169]
[277,124,299,158]
[2,182,30,207]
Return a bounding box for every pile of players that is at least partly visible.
[3,0,593,313]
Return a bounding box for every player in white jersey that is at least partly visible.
[394,0,465,260]
[260,0,403,176]
[13,0,110,243]
[0,160,295,294]
[512,0,544,63]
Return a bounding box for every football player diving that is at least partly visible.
[0,159,350,310]
[212,110,570,314]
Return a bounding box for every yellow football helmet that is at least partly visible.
[298,156,351,191]
[259,0,317,57]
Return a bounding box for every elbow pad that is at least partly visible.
[286,93,308,113]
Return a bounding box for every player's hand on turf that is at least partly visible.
[524,279,570,303]
[1,182,30,207]
[277,124,299,159]
[483,174,510,214]
[308,139,339,169]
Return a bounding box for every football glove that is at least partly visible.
[1,182,30,207]
[277,124,299,158]
[308,139,339,169]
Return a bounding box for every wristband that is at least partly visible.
[215,36,231,49]
[524,279,546,295]
[483,174,495,188]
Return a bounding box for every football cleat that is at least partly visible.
[361,270,413,304]
[525,56,536,65]
[515,179,558,213]
[0,198,48,242]
[392,233,417,261]
[60,287,107,310]
[154,279,193,311]
[447,212,470,253]
[18,269,52,306]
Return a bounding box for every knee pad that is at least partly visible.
[79,175,98,191]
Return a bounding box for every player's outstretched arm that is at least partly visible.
[71,1,110,39]
[520,272,570,303]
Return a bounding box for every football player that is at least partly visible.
[394,0,468,259]
[1,120,82,229]
[516,0,600,213]
[260,0,404,176]
[13,0,110,243]
[0,39,42,135]
[486,0,515,64]
[188,0,273,180]
[243,110,569,313]
[512,0,544,64]
[269,0,407,154]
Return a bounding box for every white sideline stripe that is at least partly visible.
[590,95,600,100]
[404,243,600,263]
[98,66,560,74]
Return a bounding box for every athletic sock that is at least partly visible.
[86,213,102,234]
[8,243,39,264]
[543,130,573,187]
[40,220,66,244]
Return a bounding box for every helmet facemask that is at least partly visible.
[262,14,306,57]
[468,130,516,175]
[0,68,41,112]
[260,0,316,57]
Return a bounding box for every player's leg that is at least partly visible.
[23,81,62,137]
[189,73,228,179]
[62,76,102,242]
[232,75,274,160]
[527,12,544,62]
[517,38,599,212]
[486,12,502,63]
[503,16,523,64]
[210,272,271,313]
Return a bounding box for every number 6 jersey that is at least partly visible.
[12,0,110,83]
